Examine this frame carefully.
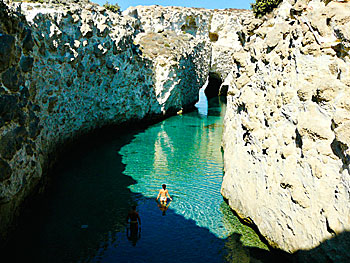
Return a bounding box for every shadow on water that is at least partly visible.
[4,93,347,262]
[2,125,145,262]
[0,110,287,263]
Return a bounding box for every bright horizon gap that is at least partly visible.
[90,0,253,11]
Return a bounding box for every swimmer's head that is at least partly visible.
[162,184,166,189]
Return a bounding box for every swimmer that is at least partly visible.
[126,205,141,246]
[156,184,172,205]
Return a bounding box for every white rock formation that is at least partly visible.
[6,0,350,259]
[221,0,350,257]
[123,5,253,80]
[0,0,221,244]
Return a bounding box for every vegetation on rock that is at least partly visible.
[251,0,282,17]
[103,1,120,13]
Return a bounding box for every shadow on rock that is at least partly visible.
[292,231,350,263]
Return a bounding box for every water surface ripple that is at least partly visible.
[121,97,230,238]
[4,89,278,263]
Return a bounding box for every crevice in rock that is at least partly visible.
[335,186,339,200]
[311,89,327,105]
[280,182,292,189]
[325,217,336,237]
[204,72,222,99]
[331,119,338,131]
[295,128,303,149]
[242,124,252,146]
[262,58,269,65]
[250,56,257,63]
[237,102,247,114]
[287,224,295,236]
[330,138,350,173]
[288,38,293,48]
[267,46,275,54]
[291,196,306,208]
[255,63,259,73]
[234,59,242,71]
[337,69,341,80]
[264,118,269,127]
[237,31,246,46]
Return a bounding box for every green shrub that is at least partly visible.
[103,1,120,13]
[251,0,283,18]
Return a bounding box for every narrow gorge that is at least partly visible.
[1,0,350,261]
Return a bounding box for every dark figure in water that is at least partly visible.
[126,205,141,246]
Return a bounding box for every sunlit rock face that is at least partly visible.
[123,5,253,81]
[221,0,350,258]
[1,0,242,244]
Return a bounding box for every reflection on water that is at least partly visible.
[119,89,262,246]
[3,89,278,263]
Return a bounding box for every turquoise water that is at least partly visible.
[120,92,258,241]
[4,89,281,262]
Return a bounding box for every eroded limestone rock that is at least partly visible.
[0,0,215,246]
[221,0,350,259]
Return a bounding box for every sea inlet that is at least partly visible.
[4,88,281,262]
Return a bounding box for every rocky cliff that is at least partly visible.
[0,0,254,247]
[123,5,252,80]
[0,0,224,245]
[3,0,349,259]
[221,0,350,259]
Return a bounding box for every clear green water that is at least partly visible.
[119,93,263,243]
[4,89,280,262]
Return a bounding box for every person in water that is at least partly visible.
[126,205,141,246]
[156,184,172,205]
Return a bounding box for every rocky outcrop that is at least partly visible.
[221,0,350,259]
[7,0,349,259]
[0,1,253,246]
[0,0,214,245]
[124,5,253,81]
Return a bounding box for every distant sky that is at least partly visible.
[91,0,253,11]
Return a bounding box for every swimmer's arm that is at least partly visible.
[156,190,161,200]
[166,191,172,200]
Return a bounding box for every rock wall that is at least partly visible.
[8,0,347,257]
[124,5,253,81]
[0,0,213,245]
[221,0,350,258]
